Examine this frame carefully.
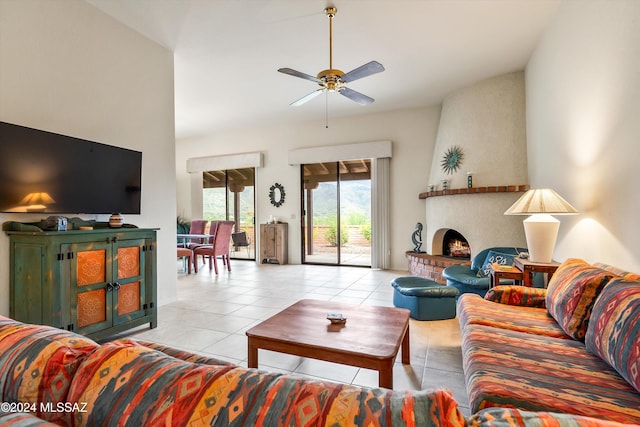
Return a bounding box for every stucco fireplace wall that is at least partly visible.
[425,72,529,257]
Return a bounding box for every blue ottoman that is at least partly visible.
[391,277,459,320]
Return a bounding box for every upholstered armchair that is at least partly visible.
[442,247,528,297]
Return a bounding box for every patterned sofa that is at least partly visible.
[457,258,640,424]
[0,314,465,426]
[1,308,639,427]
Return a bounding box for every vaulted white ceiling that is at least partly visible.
[86,0,560,139]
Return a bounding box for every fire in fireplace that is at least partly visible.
[442,229,471,259]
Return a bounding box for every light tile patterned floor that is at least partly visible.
[128,260,470,414]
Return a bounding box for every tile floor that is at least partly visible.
[128,260,470,414]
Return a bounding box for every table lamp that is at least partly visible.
[504,188,578,263]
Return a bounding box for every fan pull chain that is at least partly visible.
[325,91,329,129]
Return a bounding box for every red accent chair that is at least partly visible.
[193,221,234,274]
[193,221,218,268]
[176,247,193,274]
[184,220,209,250]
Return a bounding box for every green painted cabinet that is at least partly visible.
[7,228,157,340]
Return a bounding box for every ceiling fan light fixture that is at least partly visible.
[316,69,344,79]
[317,69,344,92]
[278,6,384,106]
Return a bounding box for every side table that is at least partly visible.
[514,258,560,288]
[489,264,524,288]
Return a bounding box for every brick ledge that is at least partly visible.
[406,251,470,284]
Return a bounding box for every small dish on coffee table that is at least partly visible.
[327,312,347,324]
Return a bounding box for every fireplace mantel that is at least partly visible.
[422,185,528,257]
[419,184,529,200]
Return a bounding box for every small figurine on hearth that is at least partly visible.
[411,222,425,253]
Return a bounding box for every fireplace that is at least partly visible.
[442,229,471,259]
[424,190,528,260]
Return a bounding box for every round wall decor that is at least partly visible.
[269,183,285,207]
[441,145,464,175]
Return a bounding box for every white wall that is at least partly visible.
[426,72,529,257]
[526,0,640,271]
[176,107,440,270]
[0,0,177,316]
[428,72,528,189]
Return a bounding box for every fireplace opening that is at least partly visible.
[442,229,471,259]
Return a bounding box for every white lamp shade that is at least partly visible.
[504,189,578,215]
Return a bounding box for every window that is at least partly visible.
[301,160,371,267]
[202,168,255,260]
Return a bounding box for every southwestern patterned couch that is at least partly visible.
[1,305,639,427]
[457,258,640,424]
[0,313,460,426]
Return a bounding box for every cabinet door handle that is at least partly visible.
[106,283,113,292]
[113,282,121,290]
[112,236,119,243]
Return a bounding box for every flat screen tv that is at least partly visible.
[0,121,142,215]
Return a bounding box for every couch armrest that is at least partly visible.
[469,407,634,427]
[442,265,488,288]
[484,285,547,308]
[134,340,235,366]
[443,264,478,279]
[0,412,60,426]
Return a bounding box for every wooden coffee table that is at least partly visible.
[246,299,410,389]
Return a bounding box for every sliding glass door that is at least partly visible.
[202,168,255,260]
[301,160,371,267]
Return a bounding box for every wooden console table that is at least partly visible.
[6,227,157,340]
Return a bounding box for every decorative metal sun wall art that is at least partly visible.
[441,145,464,175]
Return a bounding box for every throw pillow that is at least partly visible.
[545,258,614,341]
[484,285,547,308]
[477,250,516,277]
[585,278,640,393]
[0,316,98,425]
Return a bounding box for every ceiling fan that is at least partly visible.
[278,6,385,107]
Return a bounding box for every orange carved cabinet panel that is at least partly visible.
[8,228,157,340]
[75,248,109,330]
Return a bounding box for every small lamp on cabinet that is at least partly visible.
[504,188,578,263]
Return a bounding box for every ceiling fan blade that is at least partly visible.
[278,68,322,83]
[340,61,385,83]
[290,88,325,106]
[339,87,375,105]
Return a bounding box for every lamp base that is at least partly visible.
[523,214,560,263]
